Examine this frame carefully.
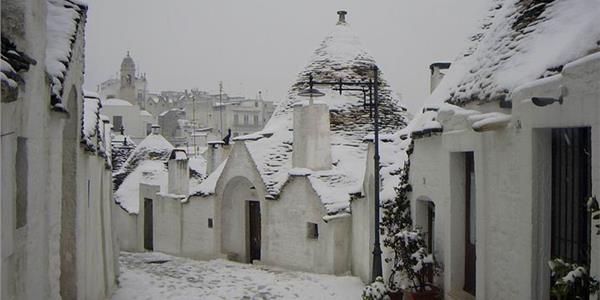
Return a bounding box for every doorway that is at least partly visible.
[247,200,261,263]
[144,198,153,251]
[464,152,476,296]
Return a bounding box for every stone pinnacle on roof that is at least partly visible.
[337,10,347,25]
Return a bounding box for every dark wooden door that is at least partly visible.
[464,152,476,296]
[248,201,261,263]
[144,198,153,250]
[551,128,591,298]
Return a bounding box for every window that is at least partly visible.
[208,218,213,228]
[307,222,319,239]
[550,127,591,299]
[254,101,258,107]
[234,114,239,125]
[244,114,249,125]
[113,116,123,131]
[253,115,259,126]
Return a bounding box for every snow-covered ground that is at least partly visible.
[112,252,365,300]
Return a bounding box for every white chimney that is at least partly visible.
[151,124,161,135]
[292,102,332,170]
[205,141,231,174]
[168,149,189,195]
[429,62,451,93]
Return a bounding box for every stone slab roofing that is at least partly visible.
[239,13,410,215]
[444,0,600,106]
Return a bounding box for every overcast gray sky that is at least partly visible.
[84,0,489,113]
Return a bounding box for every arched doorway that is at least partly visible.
[220,176,260,263]
[60,87,79,299]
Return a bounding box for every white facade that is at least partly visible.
[100,98,155,143]
[408,47,600,300]
[1,1,118,299]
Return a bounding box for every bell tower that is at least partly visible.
[119,51,136,104]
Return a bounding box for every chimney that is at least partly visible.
[168,149,189,195]
[151,124,160,135]
[337,10,347,25]
[429,62,451,93]
[292,102,332,170]
[205,141,231,174]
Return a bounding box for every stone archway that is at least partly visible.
[220,176,260,263]
[60,87,78,299]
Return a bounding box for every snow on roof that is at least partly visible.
[190,158,227,197]
[81,92,102,152]
[103,98,133,106]
[115,146,206,213]
[241,14,409,215]
[444,0,600,105]
[140,110,152,117]
[113,133,174,191]
[45,0,87,110]
[115,160,167,214]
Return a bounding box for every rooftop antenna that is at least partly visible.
[219,81,224,139]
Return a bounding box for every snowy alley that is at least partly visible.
[112,252,364,300]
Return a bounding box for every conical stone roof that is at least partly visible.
[240,11,410,214]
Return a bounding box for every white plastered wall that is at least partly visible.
[408,53,600,300]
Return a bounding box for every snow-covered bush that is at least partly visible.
[549,258,599,299]
[361,276,390,300]
[391,229,439,292]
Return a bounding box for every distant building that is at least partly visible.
[98,52,148,107]
[100,97,155,143]
[158,108,186,146]
[184,91,276,144]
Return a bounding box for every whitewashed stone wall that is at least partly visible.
[408,52,600,299]
[1,1,117,299]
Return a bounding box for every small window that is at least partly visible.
[307,222,318,239]
[234,114,239,125]
[254,101,258,107]
[244,115,249,125]
[208,218,213,228]
[253,115,259,125]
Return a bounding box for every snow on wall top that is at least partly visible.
[82,90,113,168]
[45,0,87,111]
[445,0,600,105]
[241,14,409,215]
[81,90,102,152]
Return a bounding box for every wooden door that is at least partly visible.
[144,198,153,250]
[248,201,261,263]
[551,128,591,298]
[464,152,476,296]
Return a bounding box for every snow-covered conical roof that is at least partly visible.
[237,12,410,215]
[113,133,174,190]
